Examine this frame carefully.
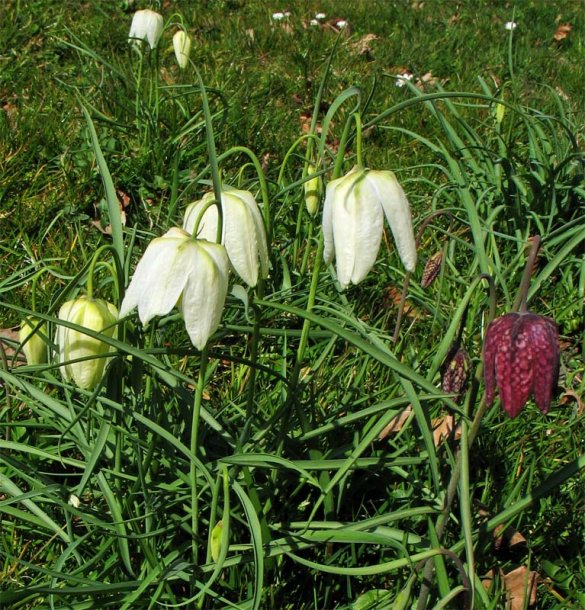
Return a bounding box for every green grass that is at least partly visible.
[1,1,584,608]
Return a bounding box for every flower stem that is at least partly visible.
[513,235,541,313]
[191,345,209,565]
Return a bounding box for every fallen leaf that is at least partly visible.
[0,328,25,365]
[503,565,538,610]
[431,414,461,446]
[351,33,378,56]
[481,568,496,593]
[383,285,423,319]
[553,22,571,42]
[559,389,585,415]
[493,524,527,551]
[378,406,412,440]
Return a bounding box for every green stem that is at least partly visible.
[216,146,271,241]
[195,69,224,239]
[191,346,209,565]
[352,112,364,168]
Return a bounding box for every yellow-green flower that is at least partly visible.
[173,30,192,69]
[19,317,48,365]
[56,296,118,390]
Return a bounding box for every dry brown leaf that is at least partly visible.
[383,285,423,319]
[351,34,378,56]
[559,389,585,415]
[261,152,270,172]
[481,568,496,593]
[553,22,571,41]
[0,328,25,365]
[493,524,527,551]
[503,565,538,610]
[378,406,412,440]
[431,414,461,447]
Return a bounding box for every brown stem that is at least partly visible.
[513,235,541,313]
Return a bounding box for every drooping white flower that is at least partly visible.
[323,166,417,289]
[129,9,164,49]
[315,12,326,20]
[120,228,229,350]
[56,296,118,390]
[336,19,348,29]
[173,30,192,69]
[272,12,285,20]
[504,21,517,31]
[310,19,319,26]
[182,186,269,288]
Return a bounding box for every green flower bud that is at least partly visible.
[304,165,322,215]
[19,317,49,365]
[173,30,192,69]
[56,296,118,390]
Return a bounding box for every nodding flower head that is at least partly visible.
[483,312,559,418]
[120,228,229,350]
[322,166,416,289]
[129,9,164,50]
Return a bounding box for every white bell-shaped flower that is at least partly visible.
[120,228,229,350]
[173,30,192,69]
[182,186,269,288]
[56,296,118,390]
[323,166,417,289]
[129,9,164,50]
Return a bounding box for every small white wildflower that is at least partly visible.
[68,494,81,508]
[315,12,326,20]
[504,21,517,31]
[310,19,319,26]
[336,19,348,28]
[395,72,413,88]
[284,10,291,17]
[272,12,285,20]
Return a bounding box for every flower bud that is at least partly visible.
[442,348,470,403]
[173,30,192,69]
[19,317,48,365]
[304,166,322,215]
[56,296,118,390]
[421,251,443,288]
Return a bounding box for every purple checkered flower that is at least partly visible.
[483,312,559,418]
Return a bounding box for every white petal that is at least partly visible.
[242,190,270,280]
[222,188,261,287]
[120,229,190,324]
[182,194,219,242]
[370,170,417,272]
[322,178,337,265]
[329,168,383,287]
[180,241,229,349]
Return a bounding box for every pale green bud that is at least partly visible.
[19,317,48,365]
[210,520,224,562]
[56,296,118,390]
[173,30,192,69]
[304,165,322,215]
